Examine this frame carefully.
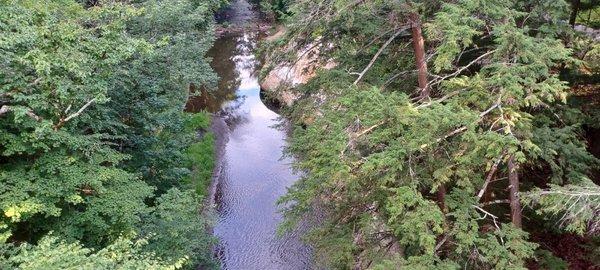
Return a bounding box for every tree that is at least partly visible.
[1,235,185,270]
[0,0,154,246]
[1,0,221,268]
[267,0,600,268]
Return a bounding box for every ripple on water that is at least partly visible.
[194,2,314,269]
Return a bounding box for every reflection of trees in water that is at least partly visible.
[186,31,263,114]
[218,95,250,130]
[259,88,283,114]
[186,34,242,113]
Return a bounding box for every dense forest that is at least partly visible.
[1,0,599,269]
[261,0,600,269]
[1,0,220,268]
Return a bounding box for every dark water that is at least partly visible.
[187,1,312,269]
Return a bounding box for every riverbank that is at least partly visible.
[205,114,228,212]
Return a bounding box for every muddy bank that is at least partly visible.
[206,114,229,209]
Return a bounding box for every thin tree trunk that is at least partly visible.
[436,184,447,212]
[570,0,581,27]
[436,184,449,255]
[409,12,429,98]
[508,155,522,228]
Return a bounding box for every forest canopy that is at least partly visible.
[0,0,221,268]
[1,0,599,269]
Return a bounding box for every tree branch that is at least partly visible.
[353,26,410,85]
[54,98,97,130]
[341,121,386,156]
[0,105,42,121]
[477,151,507,200]
[480,199,510,207]
[427,50,496,89]
[418,100,500,150]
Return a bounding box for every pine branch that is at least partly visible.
[427,50,496,88]
[477,150,507,200]
[419,97,501,150]
[415,89,462,109]
[340,121,386,156]
[480,199,510,207]
[353,26,410,85]
[382,70,416,88]
[522,185,600,235]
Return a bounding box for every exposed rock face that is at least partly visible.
[575,24,600,41]
[260,27,336,106]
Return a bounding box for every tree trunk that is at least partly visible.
[409,12,429,98]
[436,184,447,212]
[570,0,581,27]
[508,155,522,228]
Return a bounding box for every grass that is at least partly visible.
[185,112,215,198]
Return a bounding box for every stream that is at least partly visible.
[186,0,312,269]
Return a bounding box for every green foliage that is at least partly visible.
[270,0,599,268]
[533,249,569,270]
[260,0,292,21]
[522,184,600,235]
[2,235,186,270]
[386,187,444,255]
[1,0,219,268]
[0,0,154,247]
[141,188,216,269]
[100,0,219,194]
[185,133,215,197]
[183,112,214,197]
[475,224,537,269]
[186,112,212,130]
[574,0,600,28]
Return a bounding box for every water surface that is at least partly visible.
[187,1,312,269]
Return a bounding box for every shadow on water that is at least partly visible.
[186,34,240,113]
[186,0,313,269]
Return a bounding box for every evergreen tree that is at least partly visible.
[266,0,600,268]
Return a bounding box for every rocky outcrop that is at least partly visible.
[575,24,600,41]
[260,27,336,106]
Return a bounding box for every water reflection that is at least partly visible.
[213,31,312,269]
[186,34,240,113]
[187,11,313,270]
